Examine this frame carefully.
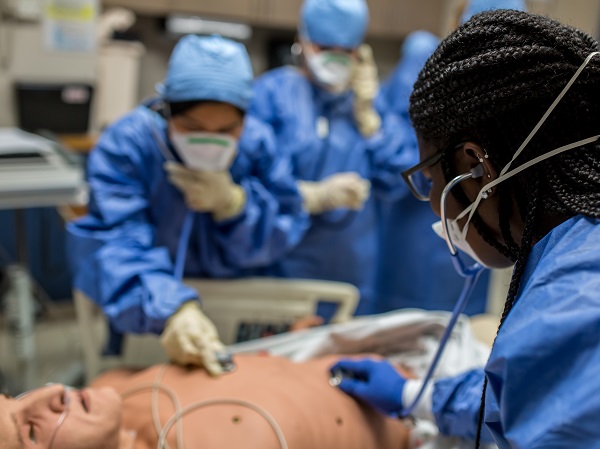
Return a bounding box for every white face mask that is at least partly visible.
[433,51,600,269]
[432,218,489,268]
[304,44,353,93]
[170,130,238,172]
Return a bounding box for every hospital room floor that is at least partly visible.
[0,302,102,393]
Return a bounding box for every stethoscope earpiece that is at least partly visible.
[470,164,485,179]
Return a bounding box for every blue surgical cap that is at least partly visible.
[301,0,369,49]
[159,34,253,111]
[461,0,527,24]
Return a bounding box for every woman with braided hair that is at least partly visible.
[330,9,600,448]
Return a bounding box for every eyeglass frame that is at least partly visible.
[401,141,466,202]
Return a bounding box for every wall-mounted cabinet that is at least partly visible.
[396,0,445,35]
[367,0,397,36]
[170,0,265,23]
[101,0,446,38]
[264,0,303,29]
[102,0,171,16]
[103,0,267,23]
[367,0,445,37]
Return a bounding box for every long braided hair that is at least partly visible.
[408,9,600,447]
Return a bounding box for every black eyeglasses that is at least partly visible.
[401,142,465,201]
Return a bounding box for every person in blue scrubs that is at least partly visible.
[331,10,600,447]
[67,35,308,374]
[250,0,413,315]
[376,31,489,315]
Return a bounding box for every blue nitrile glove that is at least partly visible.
[330,358,406,416]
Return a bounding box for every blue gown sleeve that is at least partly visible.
[212,116,309,268]
[67,117,198,335]
[248,74,279,127]
[368,109,419,201]
[371,32,441,203]
[432,369,496,443]
[484,234,600,448]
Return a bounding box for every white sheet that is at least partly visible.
[230,309,489,377]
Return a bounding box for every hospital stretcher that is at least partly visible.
[74,277,360,382]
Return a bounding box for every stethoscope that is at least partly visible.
[399,167,486,420]
[102,104,199,357]
[148,111,196,282]
[151,112,236,370]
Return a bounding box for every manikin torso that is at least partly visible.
[92,355,409,449]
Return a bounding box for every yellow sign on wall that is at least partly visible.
[44,0,98,52]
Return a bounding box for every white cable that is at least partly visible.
[152,365,184,449]
[120,380,184,449]
[499,51,600,178]
[120,365,289,449]
[152,365,183,449]
[459,134,600,240]
[157,398,289,449]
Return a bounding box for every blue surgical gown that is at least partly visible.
[249,67,414,315]
[432,215,600,447]
[375,31,489,315]
[67,104,309,335]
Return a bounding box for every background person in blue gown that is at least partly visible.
[250,0,414,316]
[376,31,489,316]
[67,35,309,375]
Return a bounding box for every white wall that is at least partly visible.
[0,21,97,127]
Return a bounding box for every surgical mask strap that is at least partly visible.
[500,51,599,178]
[458,51,600,240]
[298,25,309,44]
[150,111,177,163]
[298,34,315,59]
[460,134,600,240]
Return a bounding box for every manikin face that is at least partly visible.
[417,136,520,269]
[0,384,122,449]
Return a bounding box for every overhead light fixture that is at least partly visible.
[166,14,252,41]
